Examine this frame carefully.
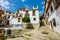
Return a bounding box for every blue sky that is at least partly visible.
[0,0,45,14]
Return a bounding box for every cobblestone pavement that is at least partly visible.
[7,25,60,40]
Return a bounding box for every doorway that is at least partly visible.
[50,21,53,30]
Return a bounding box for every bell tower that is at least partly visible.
[33,5,38,10]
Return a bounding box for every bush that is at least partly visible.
[22,16,30,22]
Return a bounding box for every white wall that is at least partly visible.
[28,10,39,23]
[48,5,60,33]
[48,11,56,22]
[54,6,60,33]
[10,18,22,25]
[19,10,26,18]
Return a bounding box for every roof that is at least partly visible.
[0,10,4,13]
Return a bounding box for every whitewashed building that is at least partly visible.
[17,6,40,28]
[19,6,40,28]
[18,6,40,23]
[44,0,60,33]
[0,6,40,28]
[29,6,39,23]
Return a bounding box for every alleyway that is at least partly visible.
[7,25,60,40]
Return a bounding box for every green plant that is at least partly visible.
[39,14,44,20]
[22,16,30,22]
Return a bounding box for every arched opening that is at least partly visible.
[50,21,53,30]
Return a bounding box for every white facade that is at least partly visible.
[45,1,60,33]
[28,10,39,23]
[18,6,40,23]
[10,18,22,25]
[48,7,60,33]
[2,6,40,28]
[54,7,60,33]
[19,11,26,18]
[9,13,22,27]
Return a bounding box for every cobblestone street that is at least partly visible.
[7,25,60,40]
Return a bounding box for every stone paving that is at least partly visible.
[7,25,60,40]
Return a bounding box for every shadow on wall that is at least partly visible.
[26,23,34,29]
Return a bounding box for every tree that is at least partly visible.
[39,14,44,26]
[22,16,30,22]
[39,14,44,21]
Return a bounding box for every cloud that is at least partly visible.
[10,4,15,6]
[42,6,44,9]
[41,1,45,4]
[21,0,26,2]
[41,1,45,10]
[25,5,33,9]
[25,5,29,8]
[0,0,15,10]
[39,10,44,13]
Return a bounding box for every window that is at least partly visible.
[6,20,10,25]
[26,10,28,13]
[33,10,35,16]
[25,11,29,16]
[33,18,36,21]
[48,12,49,17]
[16,13,18,17]
[50,6,53,12]
[8,16,10,19]
[53,19,56,26]
[18,18,20,22]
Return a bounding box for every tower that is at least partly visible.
[33,5,38,10]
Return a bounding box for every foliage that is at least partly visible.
[39,14,44,20]
[22,16,30,22]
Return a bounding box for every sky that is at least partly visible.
[0,0,45,14]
